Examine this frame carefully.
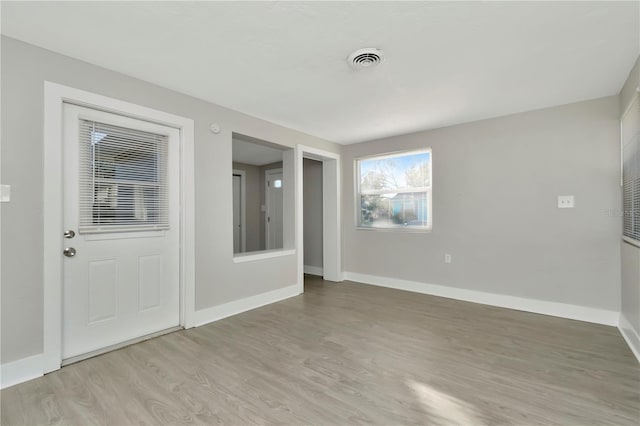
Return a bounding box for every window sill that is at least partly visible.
[356,226,432,233]
[233,248,296,263]
[622,236,640,249]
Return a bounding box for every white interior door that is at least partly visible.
[62,103,180,360]
[265,168,283,249]
[232,174,241,253]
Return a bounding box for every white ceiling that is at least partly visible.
[2,1,639,144]
[233,135,284,166]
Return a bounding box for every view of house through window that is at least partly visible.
[356,149,432,230]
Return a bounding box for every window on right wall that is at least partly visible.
[622,94,640,245]
[356,149,432,230]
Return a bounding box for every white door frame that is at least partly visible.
[265,168,283,250]
[232,169,247,253]
[43,82,195,373]
[295,145,342,293]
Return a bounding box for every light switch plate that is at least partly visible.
[0,185,10,202]
[557,195,574,208]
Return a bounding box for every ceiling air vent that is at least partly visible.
[348,48,384,70]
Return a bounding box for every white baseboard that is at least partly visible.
[304,265,324,276]
[0,277,625,389]
[343,272,619,326]
[194,284,300,327]
[619,314,640,363]
[1,286,300,389]
[1,353,43,390]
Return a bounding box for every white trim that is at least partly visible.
[620,106,624,188]
[621,93,639,239]
[356,225,433,233]
[304,265,324,276]
[0,354,44,390]
[622,235,640,249]
[232,169,247,253]
[343,272,620,326]
[233,248,296,263]
[43,81,196,374]
[296,145,342,294]
[2,282,299,388]
[621,89,639,118]
[355,147,432,163]
[194,284,300,326]
[619,314,640,363]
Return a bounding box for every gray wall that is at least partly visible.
[620,56,640,340]
[342,96,622,311]
[303,158,323,270]
[232,162,262,252]
[0,37,340,364]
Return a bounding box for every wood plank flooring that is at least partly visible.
[2,276,639,425]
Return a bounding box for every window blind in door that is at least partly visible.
[78,119,169,233]
[622,95,640,243]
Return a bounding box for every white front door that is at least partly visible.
[265,168,283,250]
[62,103,180,360]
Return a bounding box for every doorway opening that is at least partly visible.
[295,145,342,293]
[303,158,324,277]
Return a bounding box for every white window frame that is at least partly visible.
[622,92,640,248]
[355,148,432,232]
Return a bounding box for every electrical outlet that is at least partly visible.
[445,254,452,264]
[557,195,574,208]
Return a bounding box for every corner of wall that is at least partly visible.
[343,272,620,326]
[619,313,640,363]
[193,284,300,327]
[0,353,43,390]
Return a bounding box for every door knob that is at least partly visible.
[64,230,76,239]
[63,247,77,258]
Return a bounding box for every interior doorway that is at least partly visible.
[295,145,342,293]
[303,158,324,276]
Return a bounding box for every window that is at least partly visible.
[79,119,169,233]
[356,149,432,230]
[232,133,290,255]
[622,95,640,244]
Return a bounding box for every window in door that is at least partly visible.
[79,119,169,233]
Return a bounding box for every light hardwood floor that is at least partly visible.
[2,276,639,425]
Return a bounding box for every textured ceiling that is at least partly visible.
[2,1,639,144]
